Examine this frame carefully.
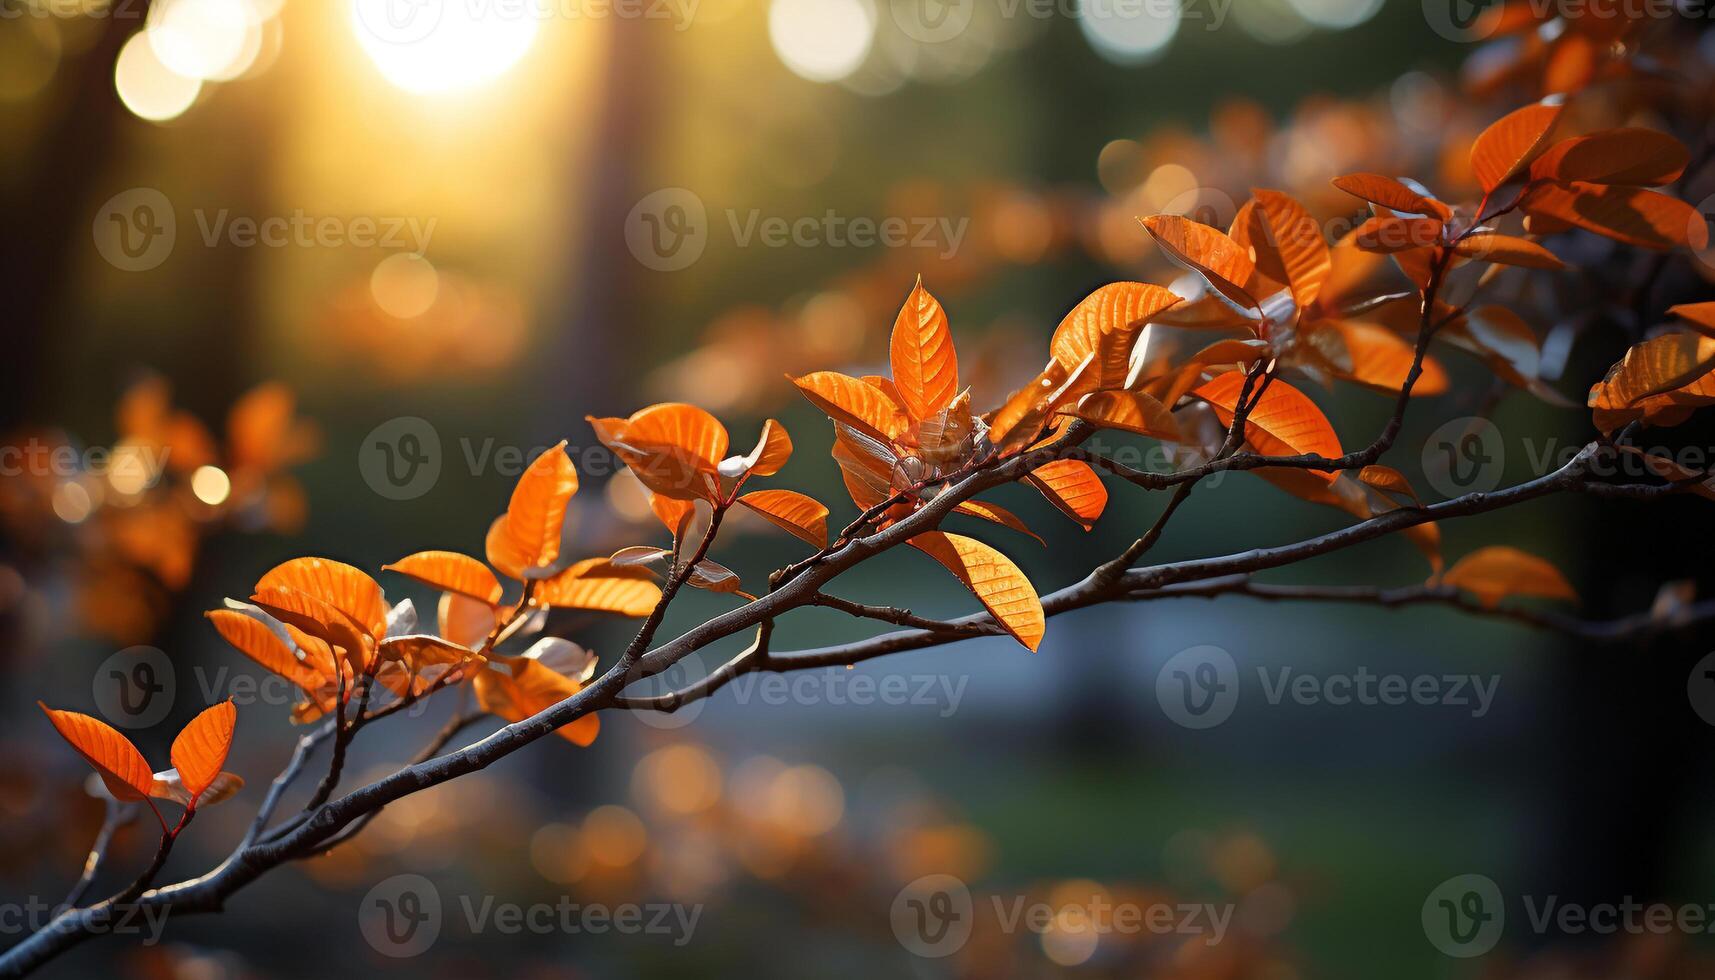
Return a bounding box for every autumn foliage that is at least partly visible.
[14,12,1715,975]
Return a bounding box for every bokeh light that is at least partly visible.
[189,465,231,506]
[114,31,202,123]
[768,0,876,83]
[369,253,440,319]
[1078,0,1180,65]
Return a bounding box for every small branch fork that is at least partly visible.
[7,221,1715,978]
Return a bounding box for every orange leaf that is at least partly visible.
[1358,465,1419,506]
[1306,320,1449,397]
[889,278,960,421]
[791,372,908,444]
[206,608,329,696]
[831,424,900,511]
[953,500,1044,545]
[1443,546,1576,608]
[170,700,236,804]
[1241,189,1333,309]
[1670,302,1715,337]
[737,489,828,548]
[536,558,662,616]
[1025,459,1108,529]
[1471,101,1563,193]
[1353,215,1444,253]
[474,662,599,747]
[1452,233,1565,270]
[383,551,502,605]
[589,404,726,501]
[1588,333,1715,411]
[39,704,155,802]
[1196,373,1343,479]
[988,359,1088,455]
[486,514,534,581]
[909,531,1045,650]
[721,419,793,479]
[1330,173,1452,221]
[687,559,742,594]
[650,493,697,539]
[255,558,388,641]
[1064,390,1180,441]
[439,592,499,649]
[1521,181,1706,251]
[499,441,579,569]
[1529,129,1689,186]
[1139,214,1260,317]
[1048,283,1183,389]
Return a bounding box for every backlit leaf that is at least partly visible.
[1241,189,1332,308]
[1358,465,1420,506]
[1588,333,1715,411]
[1048,282,1183,388]
[501,442,579,567]
[889,278,960,421]
[1452,233,1566,269]
[383,551,503,605]
[255,557,388,640]
[1671,302,1715,337]
[1330,173,1452,221]
[1139,215,1261,317]
[1521,181,1706,251]
[1305,320,1449,397]
[1353,215,1444,253]
[909,531,1045,650]
[589,405,727,501]
[1064,390,1180,440]
[1529,129,1689,186]
[1195,373,1343,479]
[536,559,662,616]
[206,608,328,696]
[1024,459,1107,529]
[720,419,793,478]
[791,372,908,444]
[1471,101,1563,192]
[1443,546,1576,608]
[953,500,1044,545]
[170,700,236,804]
[39,704,154,802]
[737,489,828,548]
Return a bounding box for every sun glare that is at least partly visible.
[350,0,540,94]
